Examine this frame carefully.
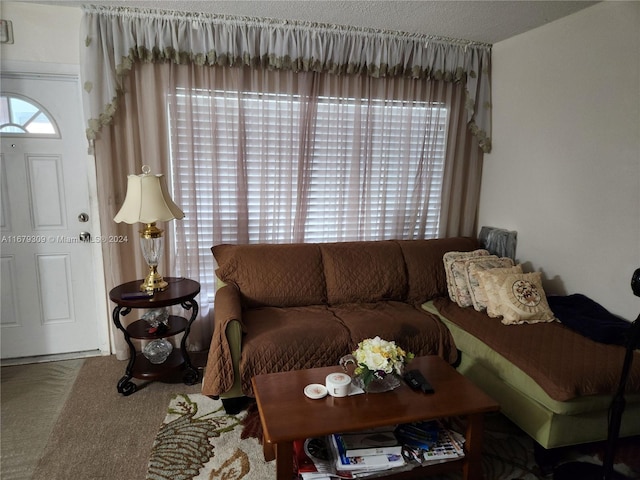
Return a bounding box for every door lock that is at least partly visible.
[79,232,91,242]
[78,213,89,222]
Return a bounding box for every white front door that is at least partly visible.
[1,72,105,359]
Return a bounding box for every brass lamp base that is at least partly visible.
[139,223,168,292]
[140,265,168,292]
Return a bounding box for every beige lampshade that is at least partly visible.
[114,167,184,224]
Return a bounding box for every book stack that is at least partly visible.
[335,428,403,457]
[294,429,407,479]
[294,422,465,479]
[330,428,406,476]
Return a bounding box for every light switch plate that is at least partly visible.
[0,20,14,44]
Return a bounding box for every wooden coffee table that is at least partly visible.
[252,355,499,480]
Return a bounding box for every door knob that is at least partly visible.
[79,232,91,242]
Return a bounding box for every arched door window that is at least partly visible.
[0,93,59,137]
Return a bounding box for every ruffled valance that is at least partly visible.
[81,5,492,152]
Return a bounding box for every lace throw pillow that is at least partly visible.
[479,270,556,325]
[443,249,490,305]
[467,260,520,311]
[450,255,500,307]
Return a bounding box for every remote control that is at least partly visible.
[403,369,435,394]
[121,291,154,300]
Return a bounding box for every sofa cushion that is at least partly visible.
[477,268,513,318]
[450,254,500,308]
[397,237,480,304]
[239,305,351,396]
[442,248,490,305]
[320,241,407,305]
[432,296,640,402]
[466,258,519,311]
[330,301,458,364]
[213,243,326,308]
[479,270,556,325]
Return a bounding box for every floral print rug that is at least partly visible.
[146,394,273,480]
[146,394,637,480]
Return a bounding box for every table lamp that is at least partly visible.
[114,165,184,292]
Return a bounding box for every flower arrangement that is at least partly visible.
[352,336,414,387]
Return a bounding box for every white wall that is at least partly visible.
[479,1,640,319]
[0,2,81,66]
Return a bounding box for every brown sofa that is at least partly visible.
[201,237,478,411]
[423,297,640,451]
[201,235,640,460]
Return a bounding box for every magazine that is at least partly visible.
[333,428,402,457]
[394,421,440,450]
[295,437,380,479]
[398,423,465,466]
[294,437,335,477]
[330,433,405,473]
[295,422,464,479]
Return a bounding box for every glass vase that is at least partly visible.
[143,338,173,364]
[352,372,402,393]
[339,354,403,393]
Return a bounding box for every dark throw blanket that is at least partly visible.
[547,294,632,346]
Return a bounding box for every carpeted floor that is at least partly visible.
[1,358,85,480]
[2,356,639,480]
[1,354,205,480]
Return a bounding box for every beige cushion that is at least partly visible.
[476,265,522,318]
[477,267,522,318]
[451,255,506,307]
[466,259,519,311]
[443,249,490,305]
[476,269,510,318]
[479,270,556,325]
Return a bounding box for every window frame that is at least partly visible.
[0,93,60,138]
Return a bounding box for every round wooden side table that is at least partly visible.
[109,277,200,396]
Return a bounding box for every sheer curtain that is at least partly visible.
[82,6,491,358]
[168,64,481,244]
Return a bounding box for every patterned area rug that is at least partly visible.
[146,394,552,480]
[146,394,640,480]
[146,394,274,480]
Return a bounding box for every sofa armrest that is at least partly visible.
[215,282,244,327]
[202,284,245,397]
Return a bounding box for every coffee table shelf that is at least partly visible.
[252,355,499,480]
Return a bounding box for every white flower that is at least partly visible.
[353,336,412,377]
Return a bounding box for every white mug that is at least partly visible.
[326,372,351,397]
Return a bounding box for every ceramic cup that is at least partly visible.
[325,372,351,397]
